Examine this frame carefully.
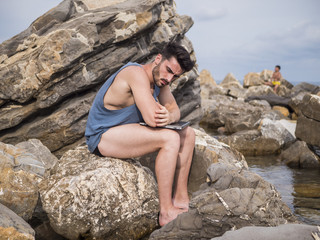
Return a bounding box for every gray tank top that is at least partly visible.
[85,62,160,153]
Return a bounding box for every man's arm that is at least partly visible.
[125,66,160,127]
[156,86,180,126]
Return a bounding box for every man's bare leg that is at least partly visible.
[172,127,195,210]
[98,124,186,226]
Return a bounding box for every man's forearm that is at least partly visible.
[169,108,181,124]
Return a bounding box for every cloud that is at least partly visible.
[194,7,228,21]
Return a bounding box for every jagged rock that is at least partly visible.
[201,95,269,133]
[0,203,35,240]
[280,141,320,168]
[149,162,297,239]
[199,69,217,86]
[212,224,319,240]
[280,79,294,89]
[296,94,320,147]
[0,0,202,156]
[289,91,308,116]
[243,72,263,87]
[39,145,159,240]
[220,73,242,89]
[138,128,248,194]
[0,141,49,221]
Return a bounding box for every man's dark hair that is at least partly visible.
[161,41,195,72]
[275,65,281,70]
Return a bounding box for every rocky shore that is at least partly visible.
[0,0,319,239]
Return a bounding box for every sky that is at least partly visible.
[1,0,320,85]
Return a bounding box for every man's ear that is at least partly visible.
[154,54,162,65]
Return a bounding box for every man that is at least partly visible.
[85,42,195,226]
[265,65,282,93]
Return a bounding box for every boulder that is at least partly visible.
[246,94,291,108]
[0,0,202,156]
[280,141,320,168]
[272,106,290,117]
[138,128,248,194]
[280,79,294,89]
[220,73,242,89]
[259,118,295,147]
[260,69,273,82]
[199,69,217,86]
[291,82,320,96]
[39,145,159,240]
[244,85,276,98]
[0,141,48,221]
[0,203,35,240]
[149,162,297,239]
[277,85,292,98]
[219,130,281,156]
[243,72,263,87]
[296,94,320,147]
[289,91,309,116]
[201,95,269,133]
[212,224,319,240]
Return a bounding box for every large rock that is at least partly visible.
[138,128,248,194]
[246,94,291,108]
[220,73,242,89]
[149,162,297,239]
[201,95,270,133]
[260,69,273,82]
[280,141,320,168]
[244,85,276,98]
[39,145,159,240]
[0,203,35,240]
[0,140,51,221]
[291,82,320,96]
[0,0,202,156]
[212,224,319,240]
[243,72,263,87]
[296,94,320,147]
[199,69,217,86]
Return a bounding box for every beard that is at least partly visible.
[152,63,168,88]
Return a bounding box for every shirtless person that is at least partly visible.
[265,65,282,93]
[85,42,195,226]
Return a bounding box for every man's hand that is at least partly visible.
[155,102,171,126]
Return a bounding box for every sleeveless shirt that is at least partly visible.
[85,62,160,153]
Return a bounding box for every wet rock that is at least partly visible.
[39,145,159,240]
[0,141,47,220]
[220,73,242,89]
[149,162,297,239]
[138,128,248,194]
[212,224,318,240]
[280,141,320,168]
[243,72,263,87]
[0,203,35,240]
[293,184,320,198]
[0,0,201,156]
[296,94,320,147]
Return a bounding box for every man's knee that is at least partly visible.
[159,129,180,151]
[180,127,196,146]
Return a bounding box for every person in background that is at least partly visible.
[265,65,282,93]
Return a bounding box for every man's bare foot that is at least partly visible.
[159,206,187,227]
[172,198,189,211]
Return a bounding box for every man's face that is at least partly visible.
[275,66,280,72]
[152,56,184,88]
